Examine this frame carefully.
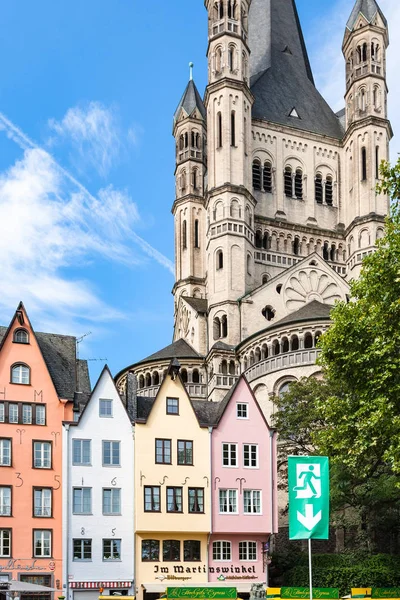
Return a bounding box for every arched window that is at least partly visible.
[13,329,29,344]
[278,382,291,397]
[191,131,196,148]
[228,0,237,19]
[295,169,303,199]
[315,331,322,346]
[145,373,151,387]
[11,363,30,385]
[252,160,262,190]
[315,174,323,204]
[243,357,248,370]
[192,369,200,384]
[182,220,187,249]
[254,347,260,363]
[229,360,236,375]
[213,317,221,340]
[217,112,223,148]
[359,88,366,112]
[220,360,228,375]
[245,206,252,226]
[231,111,236,147]
[262,274,269,285]
[255,231,262,249]
[282,338,289,353]
[217,250,224,270]
[152,372,160,386]
[215,47,222,73]
[323,242,329,260]
[230,199,240,218]
[192,169,198,191]
[273,340,280,356]
[181,369,188,383]
[179,135,184,151]
[330,244,336,262]
[247,254,251,276]
[221,315,228,338]
[263,232,269,250]
[249,351,255,366]
[284,167,292,197]
[194,220,200,248]
[228,46,235,72]
[304,333,313,349]
[138,375,144,389]
[261,344,268,360]
[180,170,187,193]
[375,146,380,180]
[218,0,224,18]
[325,176,333,206]
[263,161,272,193]
[293,237,300,256]
[361,147,367,181]
[291,335,299,351]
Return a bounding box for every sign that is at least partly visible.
[372,591,400,599]
[280,589,338,599]
[167,588,237,599]
[288,456,329,540]
[0,559,49,572]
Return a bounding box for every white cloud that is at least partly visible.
[309,0,400,159]
[48,102,122,177]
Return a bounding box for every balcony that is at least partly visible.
[209,374,239,394]
[138,383,207,399]
[244,349,321,383]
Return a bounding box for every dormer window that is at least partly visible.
[11,363,30,385]
[13,329,29,344]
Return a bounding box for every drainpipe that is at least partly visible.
[63,424,70,600]
[132,424,136,596]
[269,429,276,535]
[207,426,213,581]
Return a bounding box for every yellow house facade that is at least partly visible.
[134,363,212,600]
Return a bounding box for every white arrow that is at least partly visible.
[297,504,322,530]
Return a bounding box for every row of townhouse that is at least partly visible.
[0,304,278,600]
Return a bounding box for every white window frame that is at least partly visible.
[102,488,121,515]
[102,441,121,467]
[72,439,91,466]
[33,442,51,469]
[243,489,262,514]
[212,540,232,561]
[35,405,46,426]
[23,405,32,425]
[99,399,113,418]
[11,364,30,385]
[222,442,238,467]
[219,489,238,514]
[34,488,52,517]
[0,529,11,557]
[236,403,248,419]
[239,540,257,561]
[0,487,11,516]
[243,443,259,468]
[33,530,51,557]
[0,440,11,467]
[103,538,121,561]
[9,404,18,424]
[0,404,5,423]
[72,488,92,515]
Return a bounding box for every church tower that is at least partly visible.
[343,0,392,277]
[204,0,255,348]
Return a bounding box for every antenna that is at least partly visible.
[86,358,108,362]
[75,332,92,394]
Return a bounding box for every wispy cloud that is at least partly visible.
[0,111,174,333]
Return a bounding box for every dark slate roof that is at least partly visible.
[249,0,344,139]
[182,296,208,314]
[136,395,217,427]
[346,0,387,30]
[210,341,236,352]
[0,326,91,401]
[173,79,206,124]
[135,338,202,367]
[272,300,332,328]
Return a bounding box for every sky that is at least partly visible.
[0,0,399,385]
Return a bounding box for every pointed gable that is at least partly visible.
[215,375,272,429]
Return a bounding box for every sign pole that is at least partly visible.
[308,538,313,600]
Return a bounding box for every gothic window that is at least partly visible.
[263,161,272,193]
[231,111,236,147]
[255,347,261,362]
[315,174,323,204]
[243,357,248,370]
[304,333,313,349]
[295,169,303,199]
[284,166,293,197]
[217,112,223,148]
[182,220,187,249]
[221,315,228,338]
[194,220,200,248]
[357,43,367,63]
[217,250,224,270]
[255,231,262,249]
[249,351,254,366]
[252,160,262,190]
[361,147,367,181]
[325,176,333,206]
[213,317,221,340]
[219,0,224,19]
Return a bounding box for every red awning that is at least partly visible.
[70,582,132,589]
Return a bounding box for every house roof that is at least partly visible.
[182,296,208,314]
[248,0,344,139]
[136,395,218,427]
[173,79,206,125]
[0,325,91,401]
[346,0,387,31]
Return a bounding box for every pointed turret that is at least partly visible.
[173,75,206,126]
[346,0,387,32]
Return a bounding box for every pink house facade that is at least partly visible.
[209,377,278,589]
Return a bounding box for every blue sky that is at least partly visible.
[0,0,398,384]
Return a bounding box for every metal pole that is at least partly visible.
[308,538,313,600]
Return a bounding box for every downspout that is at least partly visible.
[132,423,136,595]
[267,428,277,587]
[63,424,70,600]
[207,426,213,580]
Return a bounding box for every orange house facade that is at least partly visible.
[0,303,90,599]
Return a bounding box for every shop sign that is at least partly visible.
[372,591,400,599]
[0,560,49,572]
[167,587,237,599]
[280,589,339,599]
[154,565,257,577]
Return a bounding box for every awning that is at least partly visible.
[2,581,57,593]
[70,583,132,589]
[142,583,254,594]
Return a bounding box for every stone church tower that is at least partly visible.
[116,0,391,422]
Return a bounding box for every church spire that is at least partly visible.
[346,0,387,32]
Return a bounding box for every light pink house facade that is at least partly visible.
[209,376,278,587]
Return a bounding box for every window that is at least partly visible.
[194,220,199,248]
[0,404,3,423]
[252,160,261,190]
[376,146,380,180]
[33,442,51,469]
[166,397,179,415]
[0,530,11,557]
[33,530,51,557]
[219,489,238,513]
[221,314,228,338]
[163,539,180,561]
[243,444,258,468]
[73,488,92,515]
[325,176,333,206]
[36,405,46,425]
[217,112,222,148]
[295,169,303,199]
[217,250,224,270]
[284,167,292,197]
[213,317,221,340]
[73,539,92,561]
[155,439,171,464]
[142,539,160,561]
[231,111,236,147]
[184,540,201,561]
[177,440,193,465]
[243,490,261,514]
[222,443,237,467]
[99,399,113,417]
[0,440,11,467]
[239,541,257,561]
[263,161,272,193]
[167,487,183,513]
[11,364,30,385]
[103,539,121,561]
[22,405,32,424]
[13,329,29,344]
[9,404,18,424]
[188,488,204,513]
[213,541,231,561]
[102,441,120,466]
[236,403,248,419]
[182,220,187,249]
[73,439,91,466]
[0,487,11,516]
[315,174,323,204]
[103,488,121,515]
[33,488,52,517]
[144,486,161,512]
[228,46,234,71]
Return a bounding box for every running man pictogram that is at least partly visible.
[293,464,321,498]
